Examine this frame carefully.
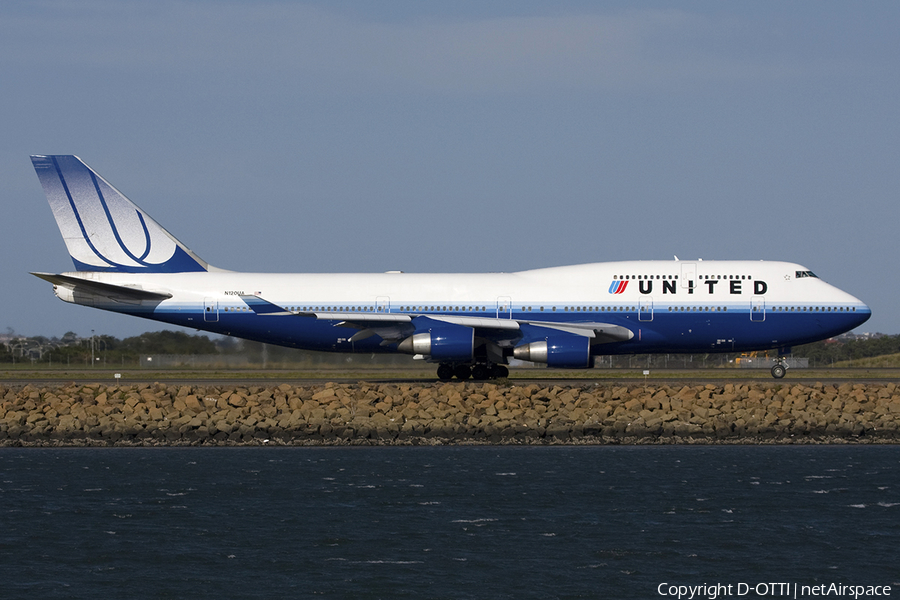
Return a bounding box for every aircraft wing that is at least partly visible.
[239,294,300,316]
[520,320,634,342]
[239,294,413,322]
[239,295,414,344]
[32,272,173,303]
[238,295,632,346]
[423,316,632,342]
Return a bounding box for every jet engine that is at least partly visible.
[513,335,593,368]
[397,325,474,362]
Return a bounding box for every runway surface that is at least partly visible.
[2,368,898,387]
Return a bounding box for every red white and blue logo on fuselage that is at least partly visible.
[608,280,628,294]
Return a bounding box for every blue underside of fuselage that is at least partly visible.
[97,305,871,357]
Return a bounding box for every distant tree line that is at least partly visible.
[0,330,219,366]
[0,330,407,368]
[793,334,900,367]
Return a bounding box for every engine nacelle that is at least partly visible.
[513,336,593,368]
[397,325,474,362]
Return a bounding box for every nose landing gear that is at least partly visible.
[771,360,787,379]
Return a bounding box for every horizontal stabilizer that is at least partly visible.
[31,272,172,303]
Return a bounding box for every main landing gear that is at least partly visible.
[437,363,509,381]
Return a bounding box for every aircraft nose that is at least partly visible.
[851,297,872,328]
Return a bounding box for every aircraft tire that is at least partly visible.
[471,364,489,380]
[437,364,454,381]
[491,365,509,379]
[454,365,472,381]
[771,364,786,379]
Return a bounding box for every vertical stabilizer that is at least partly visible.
[31,155,209,273]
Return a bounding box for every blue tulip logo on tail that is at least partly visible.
[31,155,208,273]
[608,280,628,294]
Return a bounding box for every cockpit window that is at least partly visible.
[795,271,818,278]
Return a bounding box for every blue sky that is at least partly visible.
[2,1,898,339]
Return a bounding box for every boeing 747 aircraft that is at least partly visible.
[30,155,870,379]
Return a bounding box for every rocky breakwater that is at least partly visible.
[1,381,899,446]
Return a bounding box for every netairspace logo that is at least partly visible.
[657,582,892,599]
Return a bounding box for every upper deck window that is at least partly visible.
[795,271,818,278]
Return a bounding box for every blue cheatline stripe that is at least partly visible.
[129,304,869,354]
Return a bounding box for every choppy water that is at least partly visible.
[1,446,898,599]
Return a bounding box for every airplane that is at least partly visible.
[30,155,871,380]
